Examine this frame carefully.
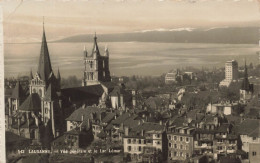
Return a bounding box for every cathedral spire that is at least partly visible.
[57,68,61,81]
[241,59,250,91]
[29,68,33,80]
[92,32,100,57]
[37,19,53,81]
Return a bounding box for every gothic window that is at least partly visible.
[45,108,48,114]
[90,61,93,68]
[33,89,36,93]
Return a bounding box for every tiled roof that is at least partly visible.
[102,112,116,123]
[61,84,104,98]
[65,106,101,122]
[131,122,164,133]
[235,119,260,135]
[100,82,116,89]
[248,127,260,137]
[19,93,41,112]
[123,116,141,128]
[217,123,230,133]
[112,113,130,125]
[144,96,169,109]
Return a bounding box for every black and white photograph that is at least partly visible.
[1,0,260,162]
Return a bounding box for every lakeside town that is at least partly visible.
[4,25,260,163]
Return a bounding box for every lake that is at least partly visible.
[4,42,260,78]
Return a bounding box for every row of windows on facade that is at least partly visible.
[217,146,236,150]
[31,80,44,85]
[127,139,161,145]
[252,151,257,156]
[169,143,189,150]
[216,139,236,144]
[85,60,107,69]
[147,134,161,138]
[169,151,190,158]
[127,146,143,152]
[168,135,190,142]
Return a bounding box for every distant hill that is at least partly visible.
[54,27,259,44]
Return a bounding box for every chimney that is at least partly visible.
[132,96,136,107]
[81,115,84,122]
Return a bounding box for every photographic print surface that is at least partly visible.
[1,0,260,163]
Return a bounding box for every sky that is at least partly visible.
[2,0,260,43]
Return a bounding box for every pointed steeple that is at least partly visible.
[57,68,61,81]
[241,59,250,91]
[37,19,53,81]
[29,69,33,80]
[104,45,109,57]
[91,32,100,57]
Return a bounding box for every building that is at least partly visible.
[193,115,222,156]
[165,69,196,84]
[240,61,254,103]
[212,124,238,159]
[167,125,195,161]
[165,69,181,84]
[219,60,238,87]
[123,122,167,162]
[236,119,260,153]
[82,34,111,86]
[206,102,239,115]
[6,24,63,143]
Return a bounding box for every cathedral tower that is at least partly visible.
[29,22,62,137]
[82,33,111,86]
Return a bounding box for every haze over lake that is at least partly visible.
[4,42,259,78]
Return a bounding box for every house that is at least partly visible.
[206,102,239,115]
[123,122,167,162]
[213,124,238,159]
[167,125,195,161]
[235,119,260,153]
[51,119,93,150]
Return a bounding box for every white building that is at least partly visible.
[219,60,238,87]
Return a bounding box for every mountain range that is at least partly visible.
[54,27,259,44]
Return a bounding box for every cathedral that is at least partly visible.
[6,24,63,144]
[6,24,134,147]
[82,33,111,86]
